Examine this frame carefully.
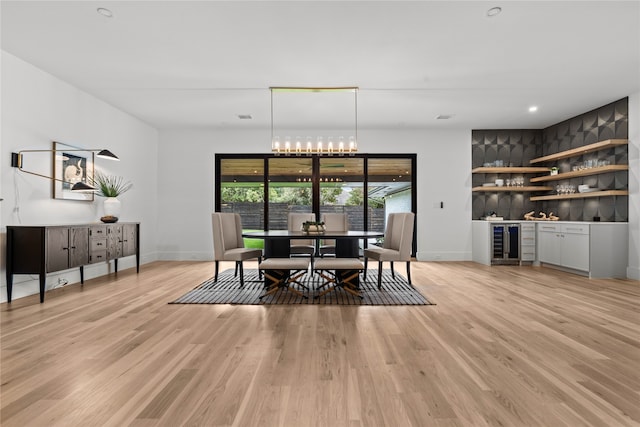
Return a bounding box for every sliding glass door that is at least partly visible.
[319,157,365,230]
[267,157,313,229]
[367,157,414,233]
[219,158,264,230]
[215,154,416,254]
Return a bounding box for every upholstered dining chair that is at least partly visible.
[363,212,415,289]
[319,212,349,257]
[211,212,262,286]
[288,212,316,264]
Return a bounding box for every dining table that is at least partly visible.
[241,230,384,258]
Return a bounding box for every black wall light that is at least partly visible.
[11,147,119,191]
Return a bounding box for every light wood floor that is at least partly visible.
[1,261,639,427]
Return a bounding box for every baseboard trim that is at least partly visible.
[156,251,213,261]
[627,266,640,281]
[416,251,472,262]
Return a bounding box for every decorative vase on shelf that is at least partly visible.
[103,197,121,219]
[90,171,133,223]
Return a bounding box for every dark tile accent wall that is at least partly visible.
[472,130,542,220]
[540,98,628,222]
[472,98,628,221]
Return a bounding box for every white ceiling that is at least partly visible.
[2,1,639,132]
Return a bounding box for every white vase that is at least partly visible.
[103,197,121,218]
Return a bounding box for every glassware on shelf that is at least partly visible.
[555,184,576,195]
[575,159,611,170]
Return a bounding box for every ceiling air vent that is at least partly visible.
[237,114,253,120]
[435,114,454,120]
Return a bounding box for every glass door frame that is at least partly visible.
[215,153,417,255]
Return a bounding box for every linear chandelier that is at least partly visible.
[270,86,358,155]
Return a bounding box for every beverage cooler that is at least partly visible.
[491,223,520,264]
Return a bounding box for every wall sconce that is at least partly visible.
[11,147,119,191]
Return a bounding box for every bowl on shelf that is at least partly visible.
[578,185,600,193]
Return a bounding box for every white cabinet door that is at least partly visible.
[538,232,560,264]
[561,233,589,271]
[538,224,562,265]
[561,224,590,272]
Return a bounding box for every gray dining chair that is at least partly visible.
[211,212,262,286]
[319,212,349,257]
[363,212,415,289]
[288,212,316,263]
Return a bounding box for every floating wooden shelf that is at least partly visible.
[529,139,628,164]
[530,190,629,201]
[471,166,550,173]
[472,186,553,192]
[471,167,550,173]
[530,165,629,182]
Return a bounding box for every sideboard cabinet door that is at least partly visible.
[122,224,138,257]
[69,227,90,268]
[46,228,70,273]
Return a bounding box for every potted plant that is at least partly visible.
[90,171,133,223]
[550,167,559,176]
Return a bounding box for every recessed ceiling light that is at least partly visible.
[97,8,113,18]
[237,114,252,120]
[529,106,538,113]
[487,7,502,17]
[435,114,454,120]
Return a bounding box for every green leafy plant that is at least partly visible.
[90,171,133,197]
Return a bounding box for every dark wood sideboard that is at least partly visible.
[5,222,140,303]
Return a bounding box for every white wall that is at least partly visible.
[628,92,639,280]
[1,51,160,302]
[157,127,472,262]
[2,49,636,305]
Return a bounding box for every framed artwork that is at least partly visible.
[52,141,94,201]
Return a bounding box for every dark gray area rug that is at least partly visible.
[170,268,434,306]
